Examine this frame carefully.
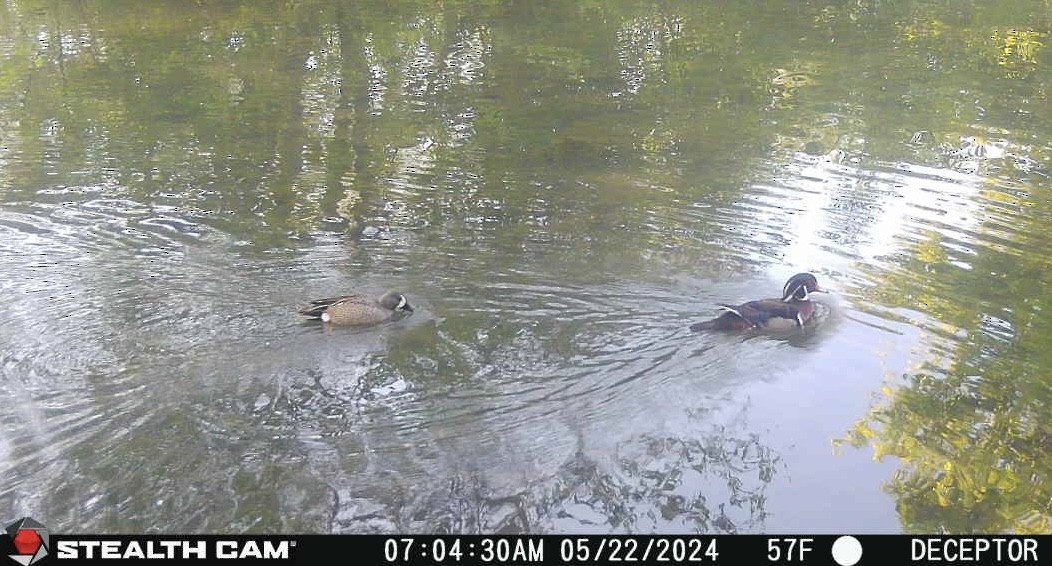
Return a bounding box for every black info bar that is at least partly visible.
[29,534,1048,566]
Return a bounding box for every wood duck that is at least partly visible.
[689,273,827,332]
[299,290,413,326]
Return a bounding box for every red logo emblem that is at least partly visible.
[5,518,48,566]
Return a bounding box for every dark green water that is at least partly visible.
[1,0,1050,534]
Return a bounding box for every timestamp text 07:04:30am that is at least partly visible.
[382,536,720,564]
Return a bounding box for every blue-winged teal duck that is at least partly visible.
[299,290,413,326]
[689,273,827,332]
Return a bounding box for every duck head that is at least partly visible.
[781,273,826,302]
[379,291,414,313]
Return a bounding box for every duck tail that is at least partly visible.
[298,305,327,319]
[689,319,717,332]
[298,297,341,319]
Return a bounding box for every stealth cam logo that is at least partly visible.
[5,518,48,566]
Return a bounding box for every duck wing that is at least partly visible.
[298,294,369,318]
[721,298,801,326]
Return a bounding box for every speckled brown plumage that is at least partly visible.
[299,290,413,326]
